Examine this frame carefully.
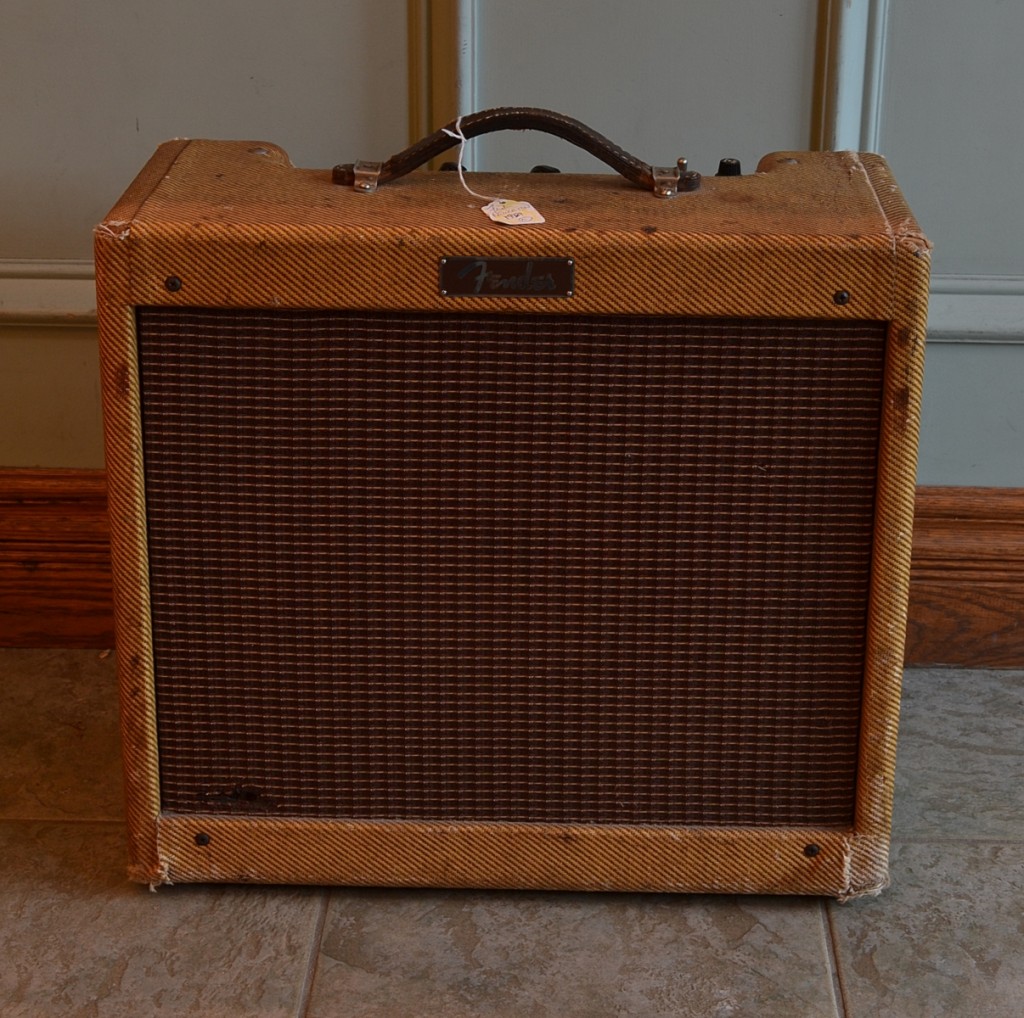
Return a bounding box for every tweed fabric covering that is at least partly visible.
[122,143,898,320]
[155,816,878,897]
[95,141,929,896]
[95,139,191,883]
[852,155,930,888]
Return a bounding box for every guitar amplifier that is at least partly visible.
[96,109,929,897]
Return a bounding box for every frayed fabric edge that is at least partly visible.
[835,832,891,902]
[128,859,171,891]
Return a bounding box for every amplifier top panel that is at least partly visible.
[96,140,929,321]
[104,139,907,238]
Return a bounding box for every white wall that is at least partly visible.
[0,0,407,467]
[875,0,1024,484]
[1,0,408,262]
[463,0,1024,487]
[468,0,818,178]
[879,0,1023,279]
[2,0,1021,484]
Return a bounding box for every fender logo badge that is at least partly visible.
[440,257,574,298]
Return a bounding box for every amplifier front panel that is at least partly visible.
[137,307,886,830]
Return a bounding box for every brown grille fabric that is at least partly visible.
[137,308,886,827]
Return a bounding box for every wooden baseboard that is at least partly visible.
[2,470,1022,666]
[906,487,1024,667]
[0,468,113,647]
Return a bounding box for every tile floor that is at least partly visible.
[1,649,1021,1017]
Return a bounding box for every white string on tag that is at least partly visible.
[441,116,503,203]
[441,115,545,225]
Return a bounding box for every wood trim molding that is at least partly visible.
[0,468,113,648]
[0,259,97,326]
[812,0,889,152]
[407,0,476,167]
[927,285,1024,345]
[1,470,1022,666]
[907,487,1024,667]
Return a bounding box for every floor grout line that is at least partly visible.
[823,899,852,1018]
[295,887,330,1018]
[890,835,1024,846]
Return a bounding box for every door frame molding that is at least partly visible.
[407,0,478,163]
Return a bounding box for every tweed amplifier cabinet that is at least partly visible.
[96,109,929,897]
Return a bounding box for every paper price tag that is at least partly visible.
[481,199,545,225]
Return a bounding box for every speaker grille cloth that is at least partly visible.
[137,308,886,826]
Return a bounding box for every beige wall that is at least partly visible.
[0,324,104,468]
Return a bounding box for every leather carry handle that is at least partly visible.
[333,107,700,197]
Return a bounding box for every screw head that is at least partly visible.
[833,290,851,306]
[165,276,183,293]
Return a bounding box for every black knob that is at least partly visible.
[716,158,742,177]
[530,164,561,173]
